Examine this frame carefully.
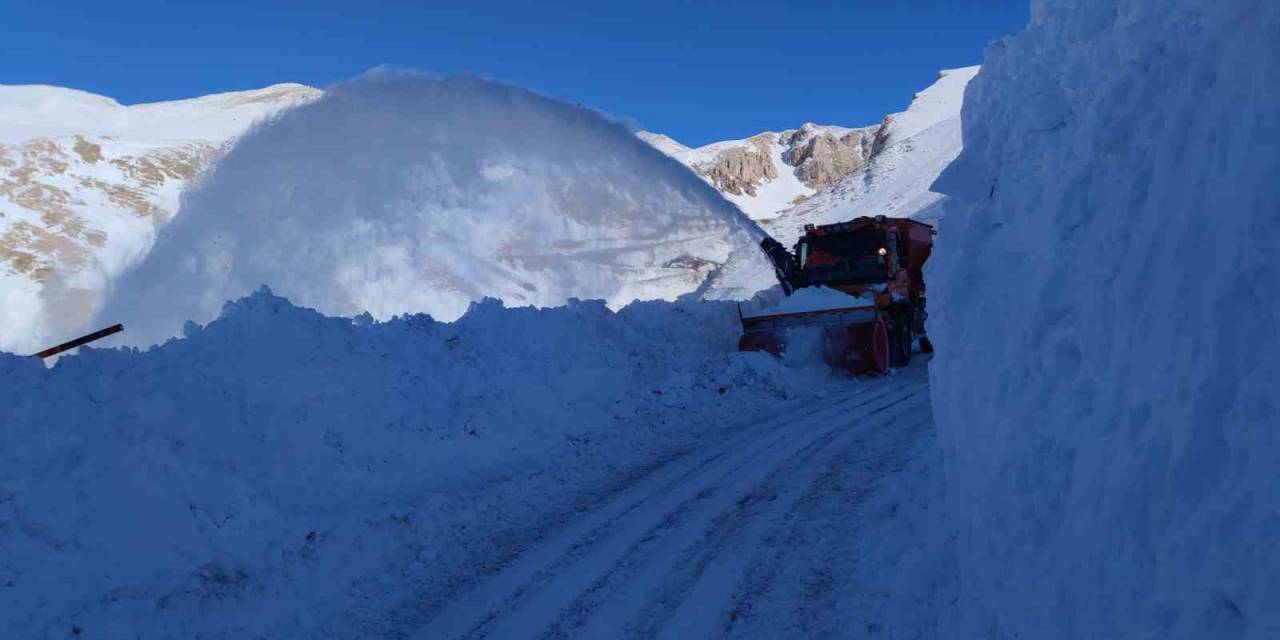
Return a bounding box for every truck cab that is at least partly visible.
[753,215,935,372]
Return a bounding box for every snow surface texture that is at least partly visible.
[0,289,844,638]
[409,362,949,639]
[765,67,978,246]
[763,285,873,315]
[96,72,770,348]
[0,83,318,354]
[929,1,1280,638]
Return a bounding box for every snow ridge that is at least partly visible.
[0,83,319,143]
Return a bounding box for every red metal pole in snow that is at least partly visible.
[32,324,123,359]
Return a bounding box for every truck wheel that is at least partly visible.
[899,314,913,366]
[889,308,912,367]
[869,320,890,375]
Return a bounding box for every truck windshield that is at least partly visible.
[799,229,888,284]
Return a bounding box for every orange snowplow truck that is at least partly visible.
[742,215,934,374]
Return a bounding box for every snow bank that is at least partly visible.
[95,72,769,348]
[0,289,832,637]
[929,0,1280,637]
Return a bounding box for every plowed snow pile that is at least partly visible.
[767,286,873,314]
[97,72,768,347]
[929,0,1279,638]
[0,290,833,637]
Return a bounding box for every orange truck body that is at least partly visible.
[743,216,934,374]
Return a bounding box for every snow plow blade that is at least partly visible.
[738,306,889,375]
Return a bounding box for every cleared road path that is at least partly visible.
[415,362,933,640]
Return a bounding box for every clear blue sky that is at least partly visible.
[4,0,1028,146]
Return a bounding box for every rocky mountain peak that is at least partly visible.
[639,66,978,228]
[779,123,880,190]
[639,122,881,220]
[695,133,778,197]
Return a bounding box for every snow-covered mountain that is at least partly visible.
[97,73,770,348]
[0,83,320,353]
[637,123,882,221]
[641,66,979,247]
[680,66,979,299]
[764,66,979,244]
[2,67,973,353]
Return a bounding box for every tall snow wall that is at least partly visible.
[929,0,1280,638]
[95,72,768,347]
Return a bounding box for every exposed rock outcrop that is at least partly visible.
[694,134,777,196]
[780,123,880,190]
[639,123,881,220]
[0,83,320,351]
[639,66,979,230]
[0,138,221,284]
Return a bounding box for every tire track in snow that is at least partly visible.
[417,397,837,632]
[441,402,857,639]
[458,385,916,640]
[636,394,929,640]
[415,370,929,640]
[535,395,925,640]
[716,413,933,639]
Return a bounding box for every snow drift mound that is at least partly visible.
[929,0,1279,638]
[0,289,827,637]
[97,72,768,347]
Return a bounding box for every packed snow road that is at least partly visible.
[414,361,933,639]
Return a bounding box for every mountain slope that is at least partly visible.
[641,67,978,248]
[3,68,975,352]
[690,67,979,299]
[764,67,979,245]
[638,123,881,221]
[0,83,320,353]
